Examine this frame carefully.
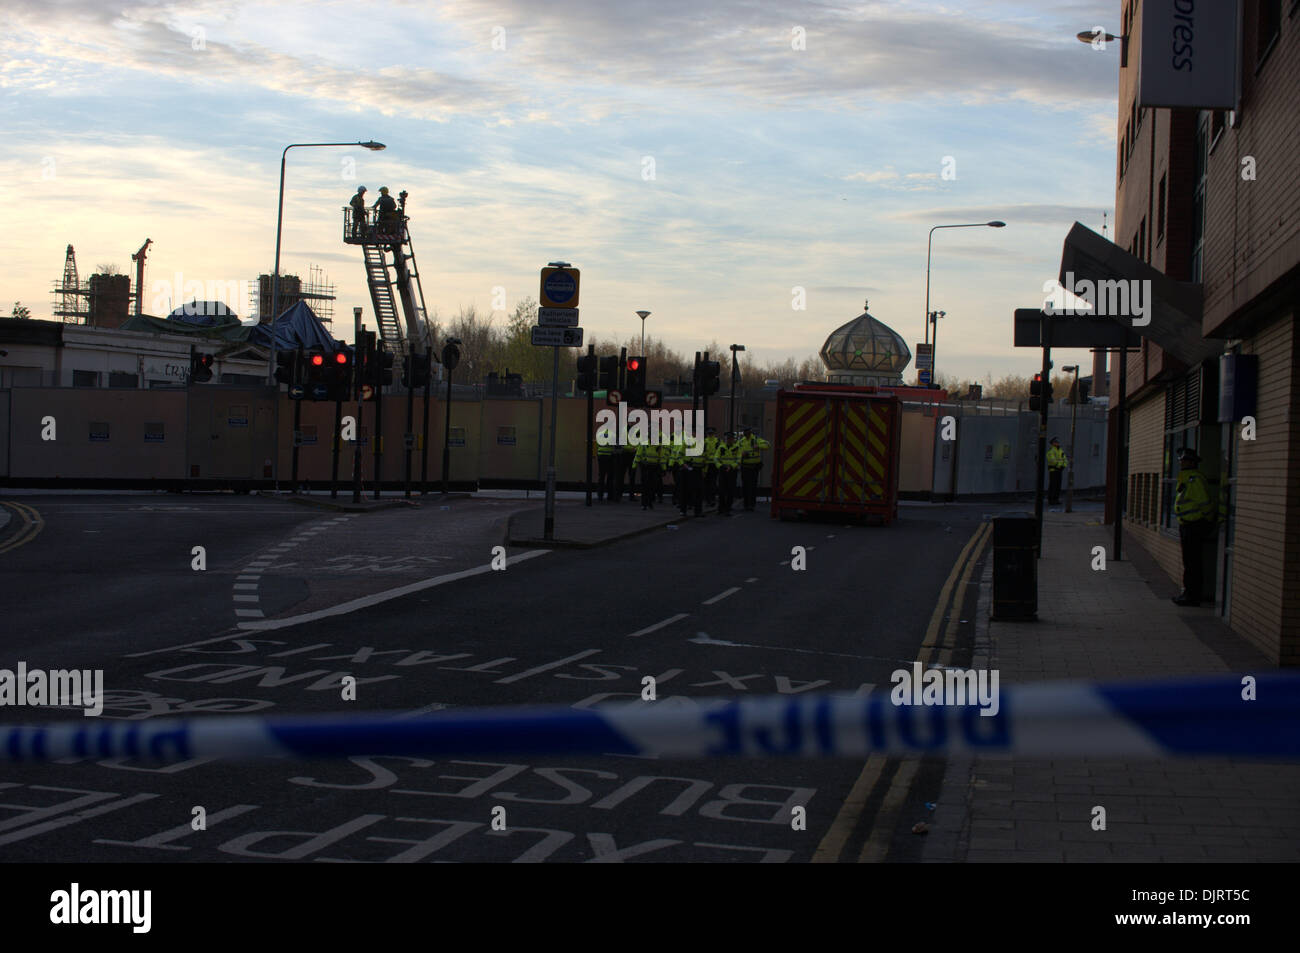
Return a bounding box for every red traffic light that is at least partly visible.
[311,353,325,366]
[198,354,213,368]
[334,351,348,365]
[628,358,640,371]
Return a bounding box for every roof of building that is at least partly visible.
[819,302,912,374]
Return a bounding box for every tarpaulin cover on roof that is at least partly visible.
[120,309,252,342]
[245,301,340,352]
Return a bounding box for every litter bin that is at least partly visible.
[992,514,1037,620]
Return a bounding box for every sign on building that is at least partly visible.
[1138,0,1240,109]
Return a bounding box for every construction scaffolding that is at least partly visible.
[251,264,336,326]
[50,244,133,327]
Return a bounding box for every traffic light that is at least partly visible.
[326,348,352,401]
[699,359,721,396]
[303,348,326,395]
[597,355,619,391]
[576,353,597,393]
[190,351,214,384]
[402,351,432,389]
[371,346,394,388]
[274,349,297,387]
[1029,373,1053,411]
[1074,379,1091,403]
[625,356,647,405]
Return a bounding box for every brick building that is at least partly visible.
[1102,0,1299,664]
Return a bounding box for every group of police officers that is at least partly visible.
[595,425,771,517]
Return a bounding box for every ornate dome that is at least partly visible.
[819,301,911,382]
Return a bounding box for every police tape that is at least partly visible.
[2,673,1298,763]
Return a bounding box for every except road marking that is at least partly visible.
[702,587,740,605]
[233,550,550,630]
[626,613,689,638]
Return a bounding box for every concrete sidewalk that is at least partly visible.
[507,497,692,547]
[926,509,1300,862]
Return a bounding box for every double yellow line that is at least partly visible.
[0,502,44,555]
[812,520,992,863]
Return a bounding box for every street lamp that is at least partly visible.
[928,311,946,386]
[267,140,385,385]
[924,221,1005,380]
[1076,28,1127,67]
[636,310,651,356]
[1062,364,1081,512]
[729,344,745,434]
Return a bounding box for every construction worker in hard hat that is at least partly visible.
[373,186,400,236]
[349,186,368,237]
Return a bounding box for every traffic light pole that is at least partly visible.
[441,370,453,495]
[404,356,416,498]
[352,316,364,504]
[291,345,303,491]
[543,344,560,540]
[330,395,342,498]
[1114,346,1128,562]
[585,343,594,508]
[373,350,384,500]
[421,359,431,495]
[1066,368,1079,513]
[1034,320,1052,555]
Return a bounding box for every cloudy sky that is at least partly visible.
[1,0,1119,380]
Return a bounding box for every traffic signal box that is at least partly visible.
[403,351,432,389]
[699,359,721,396]
[1029,374,1053,411]
[576,354,597,393]
[274,349,297,387]
[327,348,352,401]
[190,351,214,384]
[597,355,619,392]
[372,347,395,388]
[625,356,647,406]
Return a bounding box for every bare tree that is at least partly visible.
[10,301,31,320]
[94,263,121,275]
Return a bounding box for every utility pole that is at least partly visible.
[352,310,364,504]
[1064,364,1080,513]
[1034,318,1052,555]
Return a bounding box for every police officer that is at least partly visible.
[634,438,661,510]
[1046,436,1068,505]
[678,434,705,518]
[348,186,368,237]
[1172,447,1215,606]
[715,431,741,516]
[737,427,770,512]
[596,423,619,502]
[703,426,719,505]
[622,439,637,502]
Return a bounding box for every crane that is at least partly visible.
[131,238,153,316]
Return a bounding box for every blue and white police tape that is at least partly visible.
[3,673,1298,763]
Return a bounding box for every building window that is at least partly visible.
[1191,114,1209,282]
[1161,370,1210,530]
[1258,0,1282,70]
[72,370,99,388]
[1156,173,1167,242]
[108,371,138,389]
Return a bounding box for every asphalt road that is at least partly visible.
[0,492,998,862]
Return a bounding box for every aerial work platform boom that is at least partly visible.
[343,207,431,361]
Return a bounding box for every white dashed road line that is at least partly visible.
[702,587,740,605]
[626,613,690,638]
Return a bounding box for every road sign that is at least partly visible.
[915,343,933,369]
[289,384,305,400]
[531,325,584,347]
[606,389,623,406]
[537,307,580,327]
[540,267,580,308]
[645,390,662,408]
[918,369,932,386]
[310,382,329,400]
[361,384,375,401]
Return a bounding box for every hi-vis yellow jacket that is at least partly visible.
[1174,468,1214,524]
[1047,446,1068,470]
[713,441,741,470]
[633,442,663,466]
[738,434,770,465]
